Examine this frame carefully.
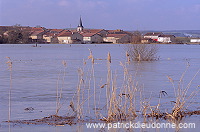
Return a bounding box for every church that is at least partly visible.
[75,17,107,44]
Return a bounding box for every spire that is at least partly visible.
[77,16,84,32]
[78,16,83,27]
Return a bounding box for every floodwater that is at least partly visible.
[0,44,200,132]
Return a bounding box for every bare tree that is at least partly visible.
[127,44,159,61]
[4,28,31,44]
[131,31,142,44]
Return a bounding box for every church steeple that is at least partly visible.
[77,16,84,32]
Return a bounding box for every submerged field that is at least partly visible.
[0,44,200,132]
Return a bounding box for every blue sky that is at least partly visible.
[0,0,200,30]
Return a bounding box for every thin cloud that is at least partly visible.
[58,0,71,7]
[194,4,200,12]
[57,0,108,9]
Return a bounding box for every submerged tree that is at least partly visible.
[127,44,159,61]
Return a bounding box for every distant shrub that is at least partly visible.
[127,44,159,61]
[131,31,142,44]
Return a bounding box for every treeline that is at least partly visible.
[0,26,31,44]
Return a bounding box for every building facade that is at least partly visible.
[103,34,131,43]
[143,32,163,41]
[82,33,103,43]
[57,31,83,44]
[190,38,200,43]
[157,35,175,43]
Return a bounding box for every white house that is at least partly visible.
[157,35,176,43]
[57,31,83,44]
[82,33,103,43]
[143,32,163,41]
[190,38,200,43]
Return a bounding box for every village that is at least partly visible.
[0,17,200,44]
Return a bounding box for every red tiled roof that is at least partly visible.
[43,29,65,37]
[43,32,55,37]
[57,31,73,37]
[31,31,44,36]
[56,30,72,37]
[106,34,127,38]
[82,33,98,37]
[49,29,64,33]
[31,27,45,32]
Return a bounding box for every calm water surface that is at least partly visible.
[0,44,200,132]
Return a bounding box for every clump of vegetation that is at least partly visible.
[127,44,159,61]
[131,31,142,44]
[0,24,31,44]
[166,66,200,121]
[174,37,190,44]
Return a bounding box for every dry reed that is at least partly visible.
[166,66,200,121]
[56,60,67,115]
[6,57,12,122]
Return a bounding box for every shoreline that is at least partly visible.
[0,43,200,45]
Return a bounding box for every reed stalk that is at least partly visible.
[167,66,200,120]
[56,60,67,115]
[56,69,61,115]
[77,68,84,119]
[6,57,12,122]
[106,52,111,111]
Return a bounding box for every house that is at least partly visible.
[103,34,131,43]
[43,32,54,43]
[71,17,106,44]
[106,29,133,43]
[57,31,83,44]
[43,29,64,43]
[143,32,163,41]
[29,30,46,43]
[82,33,103,43]
[73,17,108,37]
[157,35,176,43]
[190,38,200,43]
[81,29,108,37]
[29,27,46,43]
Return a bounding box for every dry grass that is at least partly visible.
[166,66,200,121]
[100,61,138,122]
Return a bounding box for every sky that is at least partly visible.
[0,0,200,30]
